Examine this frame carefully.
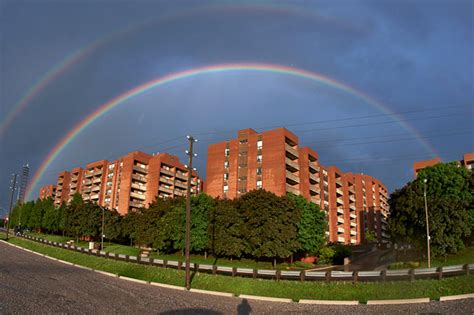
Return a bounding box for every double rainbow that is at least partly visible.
[25,63,436,199]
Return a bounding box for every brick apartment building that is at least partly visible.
[413,152,474,177]
[39,184,56,200]
[205,128,389,245]
[40,151,202,215]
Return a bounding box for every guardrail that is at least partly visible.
[20,234,473,282]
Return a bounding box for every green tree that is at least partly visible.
[41,198,59,233]
[238,190,300,264]
[388,162,472,257]
[208,199,245,258]
[28,200,44,231]
[287,194,327,255]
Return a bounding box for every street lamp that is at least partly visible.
[100,205,105,250]
[423,178,431,268]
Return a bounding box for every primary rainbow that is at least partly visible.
[26,63,437,199]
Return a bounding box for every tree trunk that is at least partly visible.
[290,254,293,264]
[273,258,276,268]
[204,251,207,260]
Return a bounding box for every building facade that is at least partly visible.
[40,151,202,215]
[205,127,389,245]
[413,152,474,177]
[17,163,30,204]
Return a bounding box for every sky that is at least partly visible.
[0,0,472,215]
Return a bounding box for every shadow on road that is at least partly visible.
[237,299,252,315]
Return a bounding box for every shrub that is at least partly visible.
[318,247,335,265]
[293,261,313,269]
[330,244,352,265]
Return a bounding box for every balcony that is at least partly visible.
[160,167,174,176]
[159,186,173,194]
[310,196,319,204]
[129,201,144,208]
[285,158,299,171]
[350,230,357,236]
[285,184,300,195]
[350,213,356,219]
[174,189,186,197]
[285,143,299,159]
[309,173,319,183]
[175,171,188,180]
[309,161,319,172]
[381,224,387,231]
[336,178,342,187]
[131,183,146,191]
[58,177,64,184]
[349,204,356,211]
[337,207,344,215]
[350,238,357,244]
[83,195,90,201]
[309,184,319,194]
[133,165,148,174]
[90,194,99,200]
[350,221,356,227]
[83,179,92,185]
[132,174,147,183]
[160,177,174,185]
[337,236,345,243]
[336,197,344,205]
[348,186,355,193]
[382,232,389,238]
[82,188,92,193]
[92,185,100,192]
[349,195,355,202]
[130,192,145,200]
[337,217,344,224]
[285,170,299,184]
[70,182,77,188]
[93,178,101,184]
[85,172,93,178]
[336,188,343,196]
[174,181,187,189]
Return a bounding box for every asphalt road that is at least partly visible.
[0,242,472,315]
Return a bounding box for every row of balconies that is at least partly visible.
[133,164,148,174]
[286,170,299,184]
[285,184,300,195]
[130,191,146,200]
[285,143,299,159]
[132,173,147,183]
[131,183,146,191]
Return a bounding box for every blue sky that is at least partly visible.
[0,0,472,214]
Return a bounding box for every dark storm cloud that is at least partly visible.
[1,0,472,214]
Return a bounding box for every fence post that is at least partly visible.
[381,270,387,281]
[325,271,331,282]
[125,255,129,262]
[464,264,470,275]
[276,270,281,282]
[163,260,168,268]
[212,265,217,276]
[409,269,415,282]
[253,269,257,279]
[177,261,182,270]
[105,251,110,259]
[437,266,443,280]
[232,267,237,277]
[300,270,305,282]
[195,263,199,272]
[353,271,358,284]
[137,255,141,263]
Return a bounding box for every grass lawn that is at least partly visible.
[3,235,473,302]
[24,232,309,270]
[389,247,474,269]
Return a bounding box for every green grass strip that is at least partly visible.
[5,236,474,303]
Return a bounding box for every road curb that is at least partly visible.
[94,270,118,277]
[239,294,293,303]
[439,293,474,301]
[149,281,186,291]
[366,298,430,305]
[299,299,359,305]
[119,276,149,285]
[73,264,93,271]
[189,288,234,297]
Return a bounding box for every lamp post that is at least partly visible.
[423,178,431,268]
[6,174,17,241]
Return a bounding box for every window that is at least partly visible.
[257,154,262,163]
[239,139,248,144]
[256,167,262,175]
[223,185,229,193]
[257,180,262,189]
[223,173,229,180]
[257,140,263,150]
[224,148,230,156]
[224,161,229,168]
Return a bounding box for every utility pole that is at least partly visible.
[185,135,197,290]
[423,178,431,268]
[101,205,105,250]
[6,174,18,241]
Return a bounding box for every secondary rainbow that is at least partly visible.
[26,63,437,199]
[0,3,342,138]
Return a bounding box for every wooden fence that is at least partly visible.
[21,235,473,283]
